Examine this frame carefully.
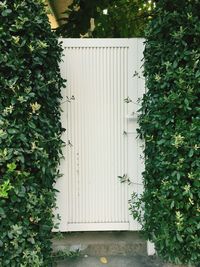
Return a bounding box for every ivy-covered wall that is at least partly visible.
[0,1,65,266]
[136,0,200,265]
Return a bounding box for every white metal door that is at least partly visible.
[55,39,145,232]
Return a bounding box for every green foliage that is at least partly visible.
[56,0,156,38]
[52,249,80,263]
[0,0,65,266]
[56,0,108,37]
[135,0,200,265]
[93,0,155,38]
[0,179,13,198]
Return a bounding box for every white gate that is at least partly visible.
[55,39,145,232]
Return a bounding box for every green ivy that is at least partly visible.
[0,1,65,266]
[56,0,156,38]
[134,0,200,265]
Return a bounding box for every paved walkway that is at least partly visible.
[55,255,164,267]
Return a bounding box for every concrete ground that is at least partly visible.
[55,255,164,267]
[52,232,147,257]
[53,232,196,267]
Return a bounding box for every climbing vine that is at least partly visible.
[134,0,200,265]
[0,1,65,266]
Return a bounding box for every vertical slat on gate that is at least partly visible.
[55,39,145,232]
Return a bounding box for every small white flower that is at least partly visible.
[175,211,184,230]
[189,198,194,205]
[18,96,26,103]
[188,172,194,180]
[31,142,37,151]
[37,40,48,49]
[12,36,20,44]
[74,4,80,11]
[194,144,200,150]
[103,9,108,15]
[154,73,161,82]
[3,105,14,116]
[30,102,41,114]
[183,184,191,193]
[28,44,34,52]
[173,134,184,148]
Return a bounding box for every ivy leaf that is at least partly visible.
[7,232,13,239]
[176,234,183,243]
[135,1,199,265]
[195,70,200,78]
[0,0,65,264]
[27,237,35,244]
[0,207,5,217]
[1,9,12,16]
[184,98,189,106]
[170,200,175,209]
[7,162,17,172]
[188,149,194,158]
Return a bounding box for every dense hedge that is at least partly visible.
[0,1,65,266]
[136,0,200,265]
